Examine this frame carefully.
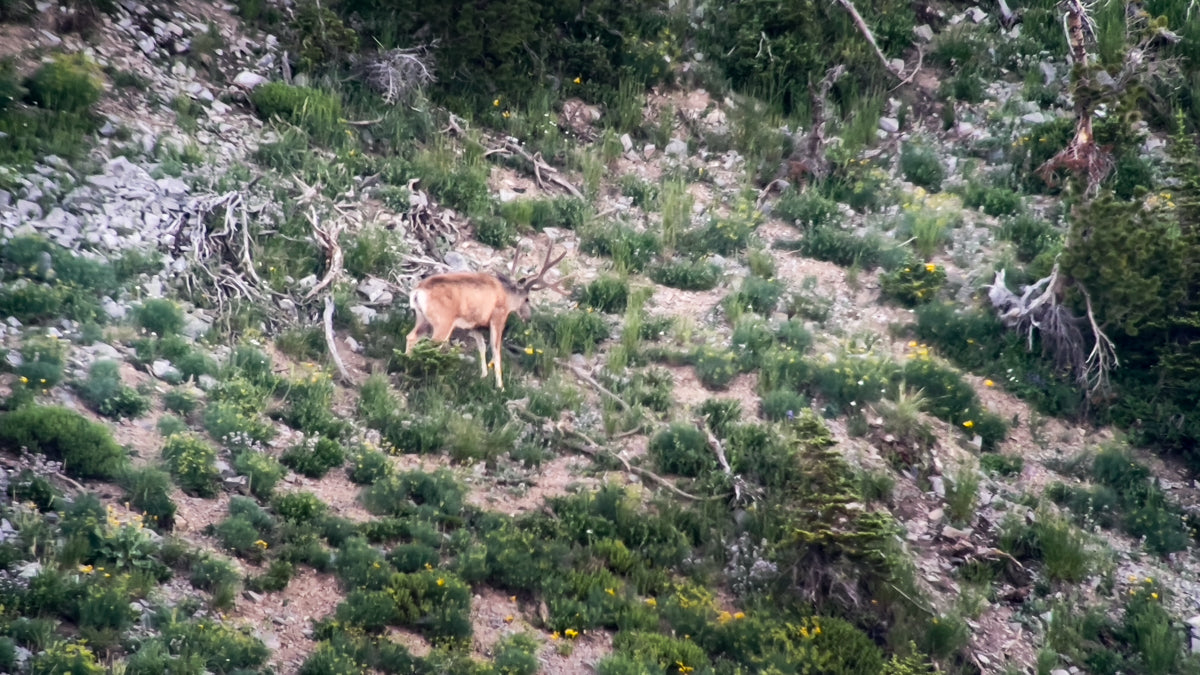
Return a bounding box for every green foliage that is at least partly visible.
[693,346,739,390]
[899,142,945,191]
[188,554,243,609]
[293,0,360,70]
[162,433,221,498]
[980,453,1024,476]
[1000,214,1061,262]
[361,469,465,522]
[250,82,345,146]
[15,335,67,389]
[1000,511,1092,583]
[775,188,840,229]
[0,405,126,479]
[118,466,178,530]
[346,444,393,484]
[649,423,715,477]
[760,389,808,422]
[961,182,1023,217]
[274,490,329,525]
[525,308,610,355]
[579,276,630,313]
[214,497,276,563]
[135,299,186,336]
[680,202,762,256]
[280,436,345,478]
[25,53,103,114]
[879,263,947,307]
[152,610,270,671]
[648,256,722,290]
[902,357,1007,450]
[234,450,287,499]
[724,275,784,316]
[74,359,150,419]
[282,369,348,438]
[774,225,904,270]
[581,223,661,273]
[30,641,106,675]
[1091,445,1190,556]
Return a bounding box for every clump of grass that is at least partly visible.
[74,360,150,419]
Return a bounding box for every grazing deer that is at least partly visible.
[405,243,567,390]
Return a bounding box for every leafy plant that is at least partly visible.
[75,359,151,419]
[162,433,222,498]
[0,405,126,479]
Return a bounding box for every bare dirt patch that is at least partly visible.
[231,566,344,672]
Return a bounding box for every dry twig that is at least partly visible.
[323,296,355,385]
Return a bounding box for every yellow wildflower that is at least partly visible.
[78,564,94,574]
[493,98,501,107]
[564,629,579,639]
[925,263,937,273]
[254,539,268,550]
[437,578,446,587]
[984,379,995,387]
[645,598,657,607]
[734,612,745,620]
[504,615,515,623]
[605,588,615,596]
[963,420,975,429]
[551,631,560,640]
[1151,593,1159,600]
[18,376,27,384]
[678,664,694,674]
[573,76,582,84]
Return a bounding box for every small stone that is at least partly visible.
[443,252,471,271]
[102,297,127,320]
[879,117,900,133]
[197,374,218,390]
[4,351,22,368]
[357,277,390,303]
[1039,61,1057,85]
[930,475,946,498]
[350,305,377,325]
[1021,111,1046,125]
[138,36,156,55]
[942,525,971,540]
[967,6,987,23]
[151,360,180,380]
[99,121,117,137]
[928,508,945,523]
[620,133,633,152]
[1095,70,1117,89]
[889,58,905,73]
[233,71,267,89]
[643,143,657,159]
[277,298,296,313]
[664,138,688,158]
[914,24,934,42]
[1192,637,1200,654]
[344,336,362,353]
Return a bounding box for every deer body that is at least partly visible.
[405,244,565,390]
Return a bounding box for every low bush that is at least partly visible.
[282,437,346,479]
[648,257,722,290]
[234,450,286,499]
[649,423,714,477]
[578,276,630,314]
[75,359,151,419]
[161,433,221,498]
[0,405,126,479]
[135,299,186,336]
[879,263,947,307]
[25,53,103,114]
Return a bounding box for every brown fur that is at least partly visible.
[405,272,531,390]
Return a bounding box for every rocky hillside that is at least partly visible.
[1,0,1200,674]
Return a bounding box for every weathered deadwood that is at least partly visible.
[303,205,345,300]
[835,0,911,79]
[698,417,757,504]
[510,405,707,501]
[557,360,631,411]
[487,139,585,199]
[323,295,355,386]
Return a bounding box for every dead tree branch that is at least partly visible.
[323,296,355,385]
[510,405,707,501]
[698,417,758,505]
[835,0,913,79]
[558,359,631,411]
[303,203,345,300]
[486,138,585,199]
[361,45,437,104]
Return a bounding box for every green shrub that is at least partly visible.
[163,388,200,415]
[696,398,742,438]
[282,436,346,478]
[1000,214,1061,262]
[161,433,221,498]
[649,423,714,477]
[527,308,609,355]
[293,0,359,70]
[900,141,945,191]
[273,491,328,525]
[155,612,270,670]
[473,212,521,249]
[10,469,61,511]
[962,182,1023,216]
[693,346,738,390]
[346,444,392,484]
[879,262,947,307]
[680,205,761,256]
[135,299,186,336]
[0,405,126,479]
[30,640,106,675]
[724,275,784,316]
[730,318,775,371]
[648,257,722,290]
[250,82,345,145]
[760,389,808,422]
[580,224,661,273]
[118,466,177,530]
[75,359,151,419]
[776,318,814,351]
[234,450,286,499]
[188,554,242,608]
[391,569,473,642]
[493,632,540,675]
[775,225,903,270]
[775,188,840,229]
[361,469,465,521]
[980,453,1025,476]
[246,560,295,594]
[15,336,67,390]
[578,276,630,313]
[25,53,102,114]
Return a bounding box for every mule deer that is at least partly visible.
[405,243,567,390]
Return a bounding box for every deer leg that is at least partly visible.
[472,331,488,378]
[490,319,505,390]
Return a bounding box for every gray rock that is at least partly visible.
[0,190,11,208]
[138,35,156,55]
[181,314,211,340]
[914,24,934,42]
[1095,70,1117,89]
[151,360,180,380]
[197,374,218,391]
[15,200,42,221]
[350,305,377,325]
[643,143,657,159]
[1039,61,1057,85]
[1021,111,1046,125]
[930,475,946,498]
[234,71,267,89]
[102,297,128,320]
[443,251,471,271]
[620,133,633,152]
[89,342,123,360]
[345,336,362,353]
[4,351,22,369]
[144,277,163,298]
[967,6,987,23]
[879,117,900,133]
[357,277,390,303]
[664,138,689,158]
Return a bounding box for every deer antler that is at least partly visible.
[523,243,567,293]
[508,239,527,278]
